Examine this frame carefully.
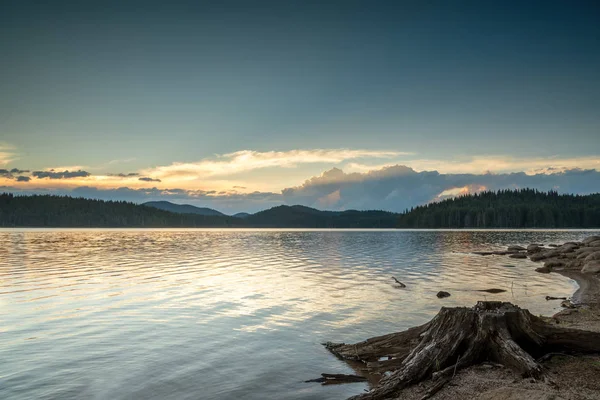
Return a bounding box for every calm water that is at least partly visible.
[1,229,598,400]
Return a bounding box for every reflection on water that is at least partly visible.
[0,229,597,399]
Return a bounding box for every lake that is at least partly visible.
[1,229,598,400]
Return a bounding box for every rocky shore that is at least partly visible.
[319,236,600,400]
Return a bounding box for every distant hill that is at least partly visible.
[3,190,599,228]
[397,189,600,228]
[245,205,398,228]
[0,194,399,228]
[0,194,241,228]
[143,201,225,216]
[233,212,251,218]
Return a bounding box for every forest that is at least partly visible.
[1,190,600,228]
[397,189,600,228]
[0,193,242,227]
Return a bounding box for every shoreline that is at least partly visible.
[329,236,600,400]
[555,269,600,307]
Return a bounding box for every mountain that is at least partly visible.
[397,189,600,228]
[142,201,225,216]
[0,194,399,228]
[233,212,251,218]
[2,190,600,228]
[244,205,398,228]
[0,194,241,228]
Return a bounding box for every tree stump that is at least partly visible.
[323,301,600,400]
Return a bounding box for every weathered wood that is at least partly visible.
[320,301,600,400]
[392,276,406,288]
[305,373,368,384]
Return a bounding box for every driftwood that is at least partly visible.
[392,277,406,288]
[322,301,600,400]
[305,373,368,384]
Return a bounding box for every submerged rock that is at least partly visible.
[436,291,451,298]
[535,266,551,274]
[507,245,526,252]
[544,260,565,269]
[530,250,559,262]
[476,288,507,294]
[509,253,527,259]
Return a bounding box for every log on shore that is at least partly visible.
[321,301,600,400]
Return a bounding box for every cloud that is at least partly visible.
[142,149,408,180]
[392,155,600,175]
[16,176,31,182]
[282,165,600,212]
[109,172,140,177]
[0,168,31,180]
[0,145,18,166]
[138,177,161,182]
[32,170,91,179]
[108,158,136,165]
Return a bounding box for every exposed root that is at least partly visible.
[320,301,600,400]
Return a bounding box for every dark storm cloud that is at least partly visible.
[32,170,91,179]
[282,166,600,212]
[16,176,31,182]
[138,177,161,182]
[10,168,29,174]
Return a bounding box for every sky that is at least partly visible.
[1,0,599,213]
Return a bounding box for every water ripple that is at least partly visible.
[1,229,598,400]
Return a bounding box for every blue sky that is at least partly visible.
[1,1,599,213]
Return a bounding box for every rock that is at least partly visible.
[477,387,566,400]
[561,300,576,309]
[492,251,510,256]
[530,250,559,262]
[582,260,600,274]
[587,239,600,247]
[502,264,516,268]
[535,266,551,273]
[507,245,526,252]
[548,244,559,247]
[527,244,543,254]
[576,248,596,259]
[509,253,527,259]
[584,251,600,262]
[476,288,507,294]
[582,235,600,245]
[436,291,451,298]
[473,251,494,256]
[544,260,565,268]
[566,259,585,270]
[555,243,578,253]
[545,296,567,300]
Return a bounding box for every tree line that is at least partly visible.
[397,189,600,228]
[0,193,242,227]
[1,190,600,228]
